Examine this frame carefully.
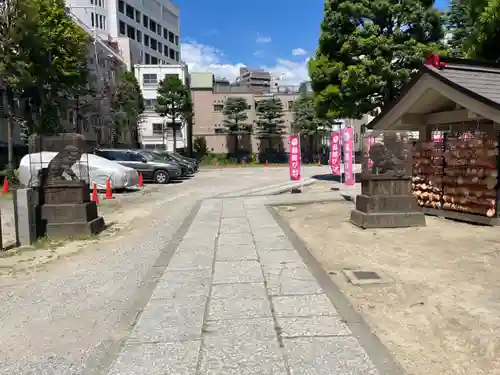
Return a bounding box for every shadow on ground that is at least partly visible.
[311,173,362,183]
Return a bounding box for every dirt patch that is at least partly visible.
[277,201,500,375]
[0,185,170,274]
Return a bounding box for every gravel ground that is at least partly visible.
[277,199,500,375]
[0,166,330,375]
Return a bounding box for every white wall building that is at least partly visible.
[134,64,189,151]
[67,0,181,69]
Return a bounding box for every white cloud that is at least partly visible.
[256,34,272,43]
[292,48,307,56]
[181,41,310,86]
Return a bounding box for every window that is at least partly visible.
[136,30,142,43]
[127,24,135,39]
[128,152,146,162]
[90,12,95,27]
[164,45,168,56]
[145,53,151,64]
[150,38,157,50]
[143,73,157,84]
[175,35,179,46]
[119,20,126,35]
[152,123,163,135]
[126,4,134,19]
[143,15,148,27]
[163,28,168,39]
[175,51,179,62]
[144,99,157,109]
[169,48,175,59]
[288,101,294,109]
[213,104,224,112]
[99,15,105,29]
[151,56,158,64]
[158,41,162,53]
[144,34,149,47]
[157,24,162,36]
[118,0,124,13]
[214,128,227,134]
[149,19,156,33]
[168,31,174,43]
[135,10,141,22]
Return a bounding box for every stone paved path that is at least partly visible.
[106,197,380,374]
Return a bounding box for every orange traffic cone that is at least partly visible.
[216,162,219,168]
[265,160,269,167]
[92,183,99,205]
[2,178,8,194]
[242,160,246,167]
[104,179,113,199]
[138,172,144,187]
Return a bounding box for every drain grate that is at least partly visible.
[343,269,391,285]
[352,271,381,280]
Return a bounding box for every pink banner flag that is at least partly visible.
[330,131,341,176]
[289,135,301,181]
[342,127,355,185]
[364,135,375,169]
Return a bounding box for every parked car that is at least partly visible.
[143,150,197,175]
[94,149,181,184]
[138,150,193,176]
[18,152,139,189]
[162,152,199,172]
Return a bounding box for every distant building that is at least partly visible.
[134,63,189,151]
[190,72,298,155]
[235,67,272,92]
[298,81,312,95]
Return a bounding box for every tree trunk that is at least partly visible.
[234,134,239,157]
[172,124,177,152]
[7,116,13,171]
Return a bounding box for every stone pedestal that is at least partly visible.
[41,180,105,238]
[350,176,426,229]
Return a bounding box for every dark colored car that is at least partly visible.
[139,150,193,176]
[94,149,182,184]
[157,151,198,173]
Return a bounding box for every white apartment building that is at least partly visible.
[134,64,188,151]
[67,0,181,69]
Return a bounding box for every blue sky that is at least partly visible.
[177,0,450,85]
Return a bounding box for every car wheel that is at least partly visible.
[153,169,170,184]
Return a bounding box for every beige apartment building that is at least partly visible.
[190,72,299,155]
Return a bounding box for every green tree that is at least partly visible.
[254,98,286,156]
[465,0,500,61]
[222,97,250,155]
[309,0,446,121]
[111,71,144,146]
[446,0,473,56]
[292,95,324,161]
[156,75,191,151]
[25,0,90,136]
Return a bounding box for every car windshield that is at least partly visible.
[141,152,163,162]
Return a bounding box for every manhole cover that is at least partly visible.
[352,271,381,280]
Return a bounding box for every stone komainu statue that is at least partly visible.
[368,133,408,177]
[45,145,83,184]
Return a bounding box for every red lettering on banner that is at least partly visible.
[289,135,301,181]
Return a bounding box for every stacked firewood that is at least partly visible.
[441,137,498,217]
[412,142,443,208]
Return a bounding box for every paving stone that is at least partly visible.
[254,236,294,251]
[272,294,339,317]
[176,240,215,253]
[218,233,254,246]
[216,244,258,261]
[107,341,201,375]
[284,336,379,375]
[151,270,212,300]
[167,251,214,270]
[203,318,276,341]
[252,228,287,241]
[259,250,303,264]
[180,234,218,246]
[277,316,351,337]
[208,293,272,320]
[262,262,324,295]
[211,282,268,300]
[213,261,263,284]
[199,337,287,374]
[129,296,207,342]
[220,218,248,228]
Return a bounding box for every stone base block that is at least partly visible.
[43,182,90,205]
[41,202,98,223]
[350,210,426,229]
[45,216,105,239]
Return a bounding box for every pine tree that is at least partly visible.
[309,0,447,120]
[222,97,250,155]
[254,98,286,157]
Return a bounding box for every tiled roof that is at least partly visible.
[425,59,500,106]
